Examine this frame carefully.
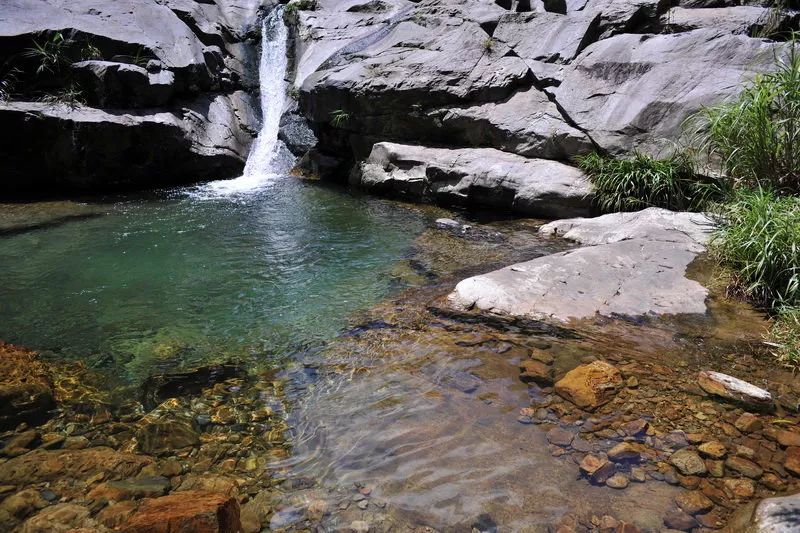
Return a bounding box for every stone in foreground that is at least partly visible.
[697,371,773,408]
[554,361,622,410]
[120,490,241,533]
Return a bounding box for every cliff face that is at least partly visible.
[0,0,266,194]
[289,0,798,215]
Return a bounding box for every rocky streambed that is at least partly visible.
[1,191,799,532]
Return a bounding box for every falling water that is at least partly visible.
[195,7,292,196]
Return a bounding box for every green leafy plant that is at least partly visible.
[711,187,800,309]
[695,37,800,194]
[39,82,84,108]
[577,151,722,213]
[81,42,103,61]
[330,109,350,127]
[482,38,495,51]
[767,307,800,366]
[284,0,317,15]
[23,31,72,75]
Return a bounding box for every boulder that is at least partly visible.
[120,490,241,533]
[354,142,593,218]
[747,492,800,531]
[0,447,154,484]
[697,370,773,408]
[0,93,258,193]
[0,342,55,431]
[448,238,708,322]
[554,361,622,410]
[539,207,714,246]
[552,29,786,155]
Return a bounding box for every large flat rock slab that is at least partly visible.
[448,238,708,322]
[354,142,593,218]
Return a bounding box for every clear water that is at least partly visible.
[0,180,427,383]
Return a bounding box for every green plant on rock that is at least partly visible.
[577,151,722,213]
[767,307,800,366]
[286,86,300,101]
[482,38,495,52]
[711,187,800,309]
[39,82,84,108]
[81,41,103,61]
[330,109,350,127]
[284,0,317,15]
[695,37,800,194]
[23,31,73,75]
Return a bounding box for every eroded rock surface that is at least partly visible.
[448,209,713,322]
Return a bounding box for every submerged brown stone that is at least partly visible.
[0,342,54,430]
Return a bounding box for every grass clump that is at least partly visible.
[767,307,800,366]
[330,109,350,127]
[698,41,800,194]
[577,151,720,213]
[711,187,799,308]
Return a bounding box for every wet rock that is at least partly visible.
[120,490,240,533]
[579,454,616,484]
[675,491,713,515]
[20,503,91,533]
[630,467,647,482]
[0,488,48,527]
[725,456,763,479]
[96,500,138,529]
[605,473,629,489]
[698,441,727,460]
[554,361,623,411]
[350,520,371,533]
[0,447,153,484]
[784,447,800,476]
[547,427,576,447]
[697,371,773,408]
[88,476,171,502]
[136,417,200,455]
[519,360,554,386]
[621,419,648,437]
[747,492,800,531]
[724,478,756,499]
[734,413,763,433]
[608,442,650,463]
[0,343,55,431]
[670,450,707,476]
[178,474,240,496]
[706,460,725,478]
[141,364,243,410]
[663,509,699,531]
[776,430,800,448]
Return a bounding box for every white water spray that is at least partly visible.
[195,8,291,197]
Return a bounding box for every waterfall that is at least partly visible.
[195,7,291,197]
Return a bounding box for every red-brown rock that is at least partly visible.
[519,359,553,385]
[120,490,241,533]
[784,447,800,477]
[554,361,622,410]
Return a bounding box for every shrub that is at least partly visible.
[711,187,800,309]
[697,38,800,194]
[767,307,800,366]
[330,109,350,127]
[577,151,721,213]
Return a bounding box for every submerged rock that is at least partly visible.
[120,490,241,533]
[0,447,153,484]
[697,371,773,408]
[0,342,55,431]
[554,361,622,410]
[136,417,200,455]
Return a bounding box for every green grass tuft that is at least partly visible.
[711,187,800,309]
[577,151,721,213]
[768,307,800,366]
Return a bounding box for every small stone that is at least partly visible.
[357,500,369,510]
[554,361,623,411]
[735,445,755,459]
[725,456,763,479]
[734,413,763,433]
[724,478,755,499]
[350,520,370,533]
[695,508,726,529]
[697,441,726,460]
[579,454,616,484]
[598,515,618,530]
[697,371,772,407]
[546,427,575,447]
[705,460,725,478]
[670,449,707,476]
[621,419,648,437]
[626,376,639,388]
[783,447,800,476]
[761,472,786,491]
[608,442,649,463]
[606,473,629,489]
[675,491,713,515]
[663,509,699,531]
[776,430,800,448]
[630,467,647,482]
[519,360,553,386]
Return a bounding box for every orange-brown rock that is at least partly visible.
[0,447,153,484]
[120,490,241,533]
[0,342,54,430]
[554,361,622,410]
[784,447,800,477]
[519,359,553,385]
[776,430,800,448]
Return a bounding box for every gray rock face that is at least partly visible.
[448,208,714,322]
[354,142,593,218]
[0,0,263,193]
[552,29,785,155]
[753,493,800,532]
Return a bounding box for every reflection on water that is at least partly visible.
[0,179,427,383]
